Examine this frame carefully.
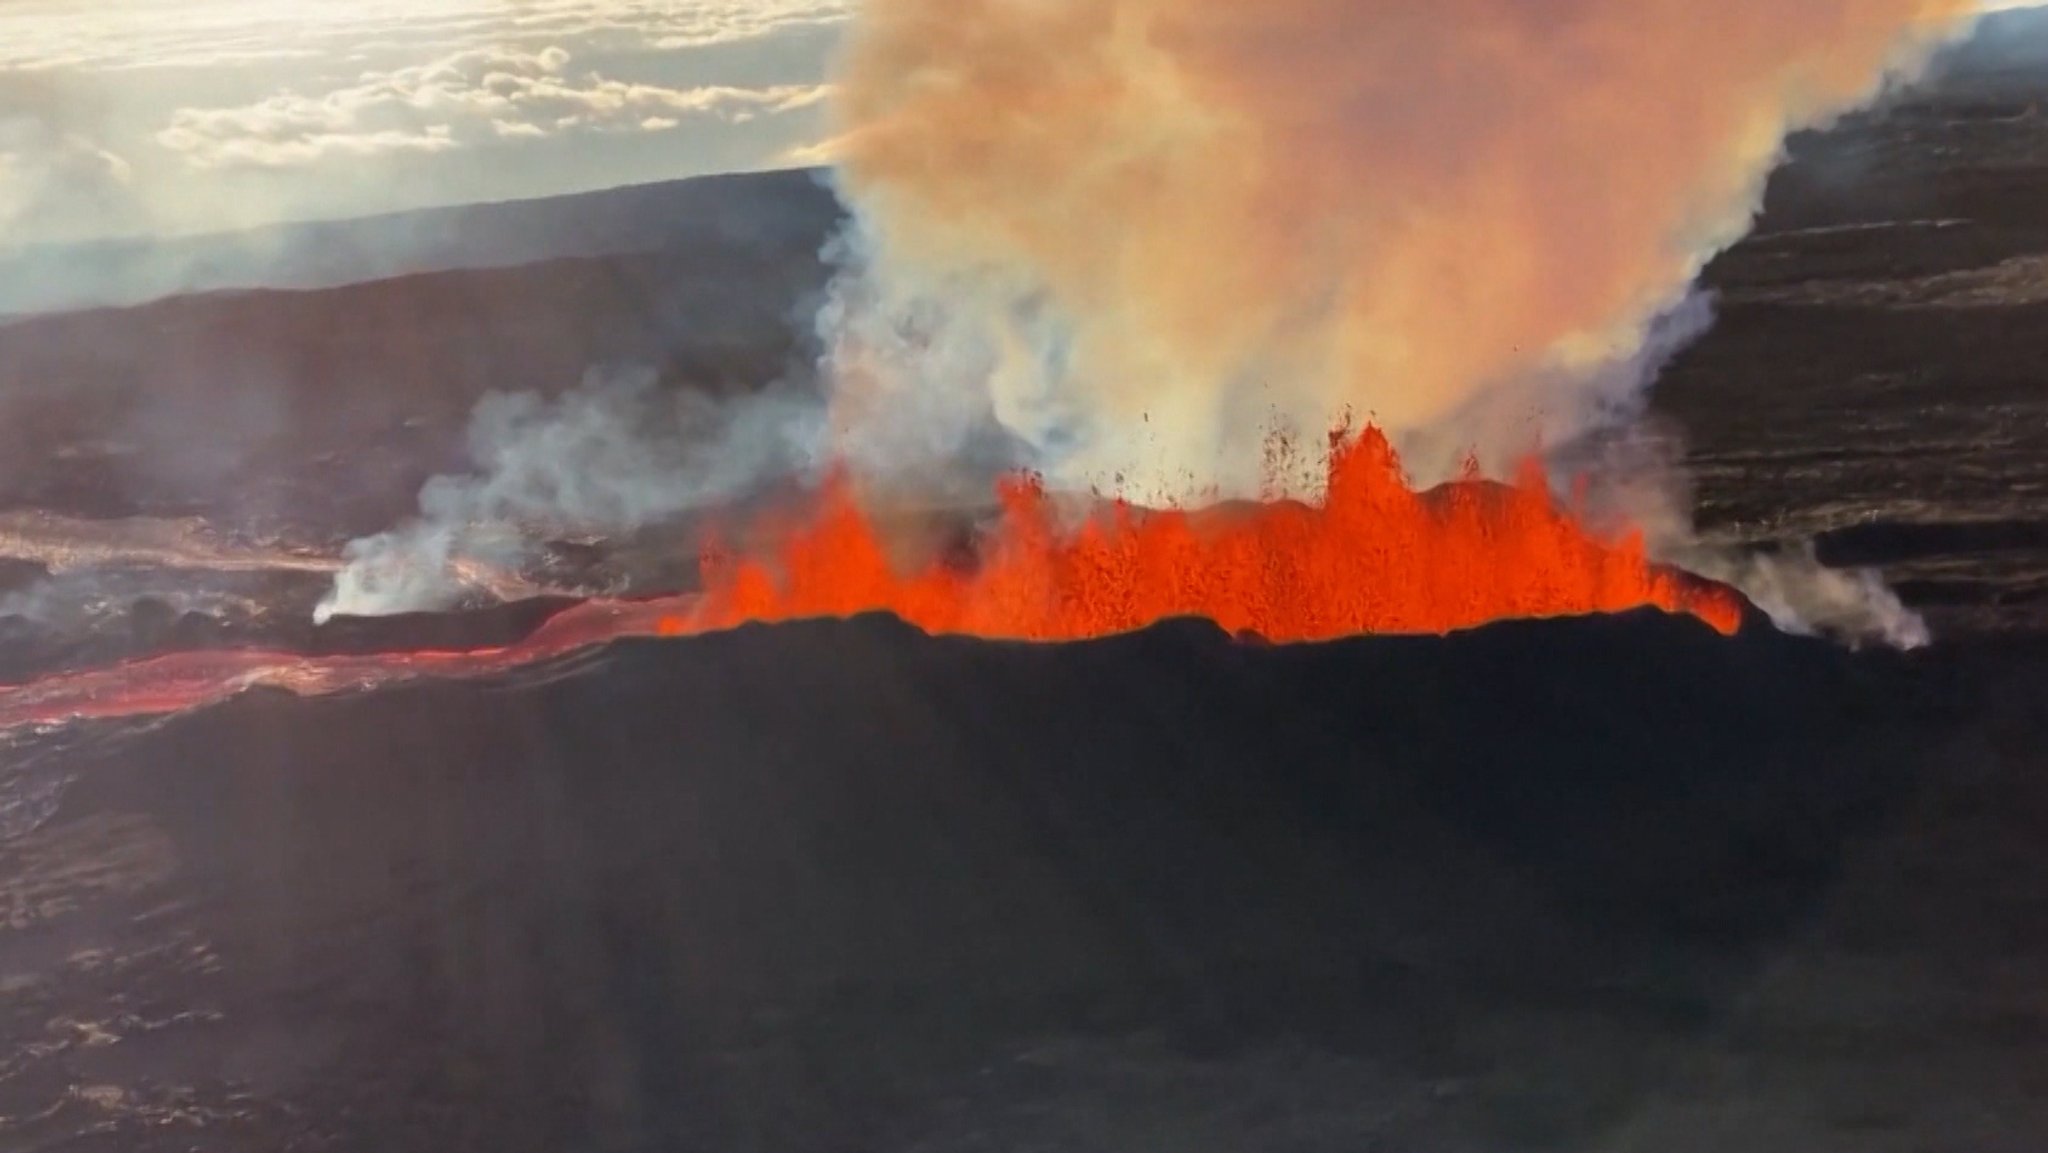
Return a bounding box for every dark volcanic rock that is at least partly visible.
[0,217,839,534]
[0,596,605,686]
[2,611,2032,1151]
[124,596,178,649]
[1812,517,2048,569]
[0,558,47,597]
[304,596,587,655]
[0,168,841,317]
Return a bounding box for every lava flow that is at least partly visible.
[0,424,1743,737]
[664,423,1747,642]
[0,596,699,736]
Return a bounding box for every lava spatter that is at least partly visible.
[0,423,1742,737]
[667,423,1745,642]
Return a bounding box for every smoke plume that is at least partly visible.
[317,368,823,621]
[819,0,1978,496]
[1553,421,1930,648]
[322,2,1976,645]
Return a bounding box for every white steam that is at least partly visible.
[1557,421,1930,648]
[320,3,1981,646]
[316,367,824,621]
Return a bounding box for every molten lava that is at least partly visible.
[0,596,697,735]
[0,423,1743,738]
[666,423,1746,642]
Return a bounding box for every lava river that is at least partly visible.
[0,425,1744,736]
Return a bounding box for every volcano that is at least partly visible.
[0,423,1747,736]
[3,611,2045,1152]
[677,422,1747,642]
[6,9,2048,1151]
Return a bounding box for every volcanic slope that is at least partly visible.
[1657,5,2048,637]
[8,14,2048,1150]
[1,611,2045,1151]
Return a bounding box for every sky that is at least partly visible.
[0,0,2036,249]
[0,0,849,246]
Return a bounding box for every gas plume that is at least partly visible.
[1552,423,1930,647]
[820,0,1978,496]
[317,368,824,621]
[319,2,1975,646]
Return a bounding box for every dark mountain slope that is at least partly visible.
[0,168,843,317]
[4,611,2034,1150]
[0,241,835,535]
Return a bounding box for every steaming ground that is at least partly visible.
[1666,78,2048,637]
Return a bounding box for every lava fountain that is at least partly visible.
[0,425,1742,737]
[0,3,1978,736]
[311,0,1971,641]
[668,423,1744,642]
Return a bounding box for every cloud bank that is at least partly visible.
[0,0,852,73]
[0,114,140,238]
[0,0,848,245]
[157,46,828,169]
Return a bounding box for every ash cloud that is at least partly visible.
[317,367,825,621]
[820,0,1977,495]
[321,1,1976,646]
[803,0,1977,643]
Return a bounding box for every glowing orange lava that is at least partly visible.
[0,596,699,735]
[664,423,1746,642]
[0,424,1744,737]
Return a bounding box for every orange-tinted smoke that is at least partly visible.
[824,0,1977,489]
[670,423,1746,642]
